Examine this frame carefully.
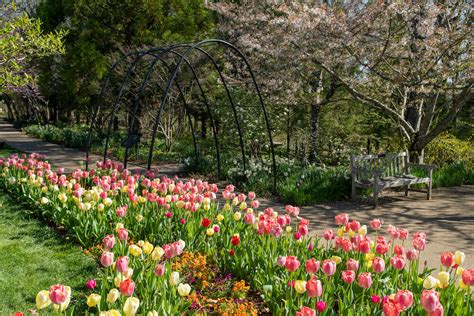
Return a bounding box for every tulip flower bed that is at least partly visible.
[0,153,473,315]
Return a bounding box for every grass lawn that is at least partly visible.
[0,191,97,313]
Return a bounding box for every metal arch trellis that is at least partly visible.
[85,39,277,193]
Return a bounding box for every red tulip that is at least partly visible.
[305,259,320,274]
[201,218,211,227]
[119,278,135,296]
[440,252,454,268]
[342,270,356,284]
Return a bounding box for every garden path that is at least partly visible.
[1,119,472,269]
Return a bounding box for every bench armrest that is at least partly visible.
[408,163,436,171]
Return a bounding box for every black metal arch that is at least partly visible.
[85,39,277,193]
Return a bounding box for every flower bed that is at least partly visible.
[0,153,472,315]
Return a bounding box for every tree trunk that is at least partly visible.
[308,101,322,163]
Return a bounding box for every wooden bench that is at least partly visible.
[350,151,436,208]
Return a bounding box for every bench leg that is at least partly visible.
[427,170,433,200]
[405,184,410,196]
[427,181,432,200]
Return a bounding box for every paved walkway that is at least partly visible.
[1,120,472,269]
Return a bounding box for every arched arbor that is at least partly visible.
[85,40,277,192]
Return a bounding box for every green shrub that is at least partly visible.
[425,133,473,167]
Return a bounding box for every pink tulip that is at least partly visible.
[341,239,352,252]
[285,256,300,272]
[102,234,115,249]
[348,220,361,232]
[316,301,327,313]
[342,270,356,284]
[117,228,129,241]
[390,255,406,270]
[429,303,444,316]
[394,245,404,256]
[382,298,402,316]
[358,272,373,289]
[372,257,385,273]
[86,279,96,290]
[296,306,315,316]
[395,290,414,311]
[406,249,419,261]
[413,237,426,251]
[369,219,382,230]
[49,284,68,305]
[346,258,359,271]
[440,252,454,268]
[375,242,389,255]
[358,239,371,254]
[298,224,309,236]
[323,229,334,240]
[243,213,256,225]
[248,191,256,200]
[154,264,165,276]
[421,290,440,312]
[276,256,287,267]
[306,277,323,297]
[116,256,129,273]
[116,205,127,217]
[100,251,114,267]
[372,295,381,303]
[399,229,409,240]
[305,259,320,274]
[462,269,474,286]
[321,259,336,276]
[335,213,349,226]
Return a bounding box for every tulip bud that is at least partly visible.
[123,297,140,316]
[169,271,179,286]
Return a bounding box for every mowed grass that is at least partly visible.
[0,192,97,313]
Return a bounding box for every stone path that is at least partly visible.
[1,119,472,269]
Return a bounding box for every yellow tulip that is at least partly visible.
[41,186,48,193]
[142,241,153,255]
[246,207,254,214]
[423,275,438,289]
[123,297,140,316]
[203,204,210,211]
[294,280,307,294]
[223,203,231,212]
[123,268,134,279]
[348,230,356,238]
[365,253,375,261]
[104,198,113,206]
[206,228,214,236]
[233,211,242,221]
[98,203,105,211]
[358,225,367,236]
[147,311,159,316]
[239,201,247,210]
[136,214,143,222]
[331,256,342,264]
[151,246,164,261]
[137,240,144,247]
[454,251,465,266]
[129,245,142,257]
[100,310,121,316]
[437,271,449,289]
[87,294,101,307]
[41,197,49,204]
[169,271,180,286]
[336,228,345,237]
[286,226,292,233]
[36,290,51,309]
[58,193,67,203]
[107,289,120,303]
[216,214,224,222]
[177,283,191,296]
[456,267,464,276]
[202,197,210,205]
[458,279,469,290]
